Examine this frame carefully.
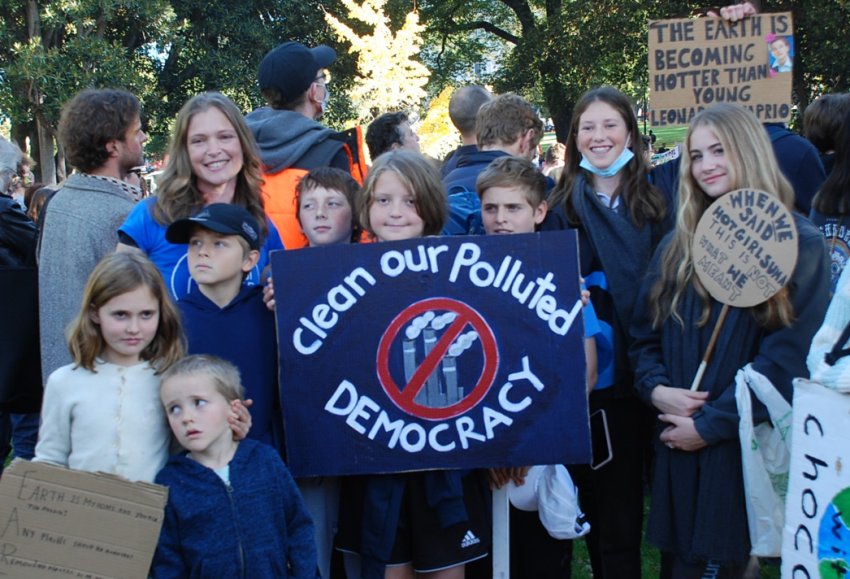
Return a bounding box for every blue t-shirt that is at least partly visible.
[584,271,615,390]
[119,197,284,300]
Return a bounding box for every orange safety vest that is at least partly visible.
[262,126,368,249]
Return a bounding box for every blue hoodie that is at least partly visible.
[153,439,317,578]
[178,285,282,453]
[442,149,510,236]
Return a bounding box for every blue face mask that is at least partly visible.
[579,146,635,178]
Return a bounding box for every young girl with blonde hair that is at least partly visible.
[630,103,829,577]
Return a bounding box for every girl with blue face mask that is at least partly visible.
[540,86,669,579]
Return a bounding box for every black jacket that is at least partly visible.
[0,193,41,412]
[0,194,36,267]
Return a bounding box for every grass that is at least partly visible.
[569,499,781,578]
[649,125,689,151]
[540,126,689,153]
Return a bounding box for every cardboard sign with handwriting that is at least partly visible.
[649,12,794,126]
[693,189,797,308]
[0,460,167,579]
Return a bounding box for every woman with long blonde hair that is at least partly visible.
[630,103,829,577]
[118,92,283,299]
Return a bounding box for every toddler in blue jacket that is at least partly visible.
[152,354,317,578]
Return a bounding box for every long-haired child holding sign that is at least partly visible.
[336,150,490,579]
[34,250,250,483]
[629,103,829,577]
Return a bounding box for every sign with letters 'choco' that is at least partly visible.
[649,12,794,126]
[272,232,591,477]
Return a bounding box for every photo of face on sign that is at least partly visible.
[767,34,793,74]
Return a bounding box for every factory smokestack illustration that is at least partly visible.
[401,311,478,408]
[444,331,478,404]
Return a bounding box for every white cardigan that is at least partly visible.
[34,360,170,482]
[807,264,850,393]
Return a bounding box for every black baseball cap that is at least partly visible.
[166,204,261,250]
[258,41,336,103]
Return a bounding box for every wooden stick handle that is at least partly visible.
[690,303,731,391]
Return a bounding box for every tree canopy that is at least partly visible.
[1,0,848,181]
[325,0,430,123]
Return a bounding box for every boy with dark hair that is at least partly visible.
[365,112,420,159]
[153,354,317,578]
[295,166,362,246]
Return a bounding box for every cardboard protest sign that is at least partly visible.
[648,12,794,126]
[782,380,850,578]
[0,460,167,579]
[690,189,797,390]
[693,188,798,308]
[273,231,591,477]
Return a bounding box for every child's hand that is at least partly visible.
[229,398,253,440]
[579,277,590,306]
[488,466,531,489]
[263,276,276,311]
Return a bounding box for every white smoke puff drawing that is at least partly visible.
[448,331,479,356]
[405,311,437,340]
[444,331,479,404]
[430,312,458,331]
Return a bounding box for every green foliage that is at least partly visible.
[776,0,850,107]
[0,0,346,165]
[2,0,849,171]
[324,0,430,123]
[146,0,352,152]
[0,0,173,123]
[0,0,174,178]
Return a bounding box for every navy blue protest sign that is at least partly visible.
[272,231,591,477]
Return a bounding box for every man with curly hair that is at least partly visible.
[39,88,147,380]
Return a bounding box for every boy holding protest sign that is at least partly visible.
[477,155,598,396]
[152,354,317,578]
[477,156,597,578]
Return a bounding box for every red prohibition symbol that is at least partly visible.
[376,297,499,420]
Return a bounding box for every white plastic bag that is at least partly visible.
[536,464,591,540]
[735,365,792,557]
[507,464,591,539]
[507,465,544,512]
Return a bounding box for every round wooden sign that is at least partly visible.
[692,188,798,308]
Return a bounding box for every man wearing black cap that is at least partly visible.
[246,41,362,249]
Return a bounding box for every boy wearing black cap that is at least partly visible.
[165,203,284,456]
[246,41,365,250]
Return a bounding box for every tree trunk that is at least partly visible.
[56,142,66,183]
[37,120,56,185]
